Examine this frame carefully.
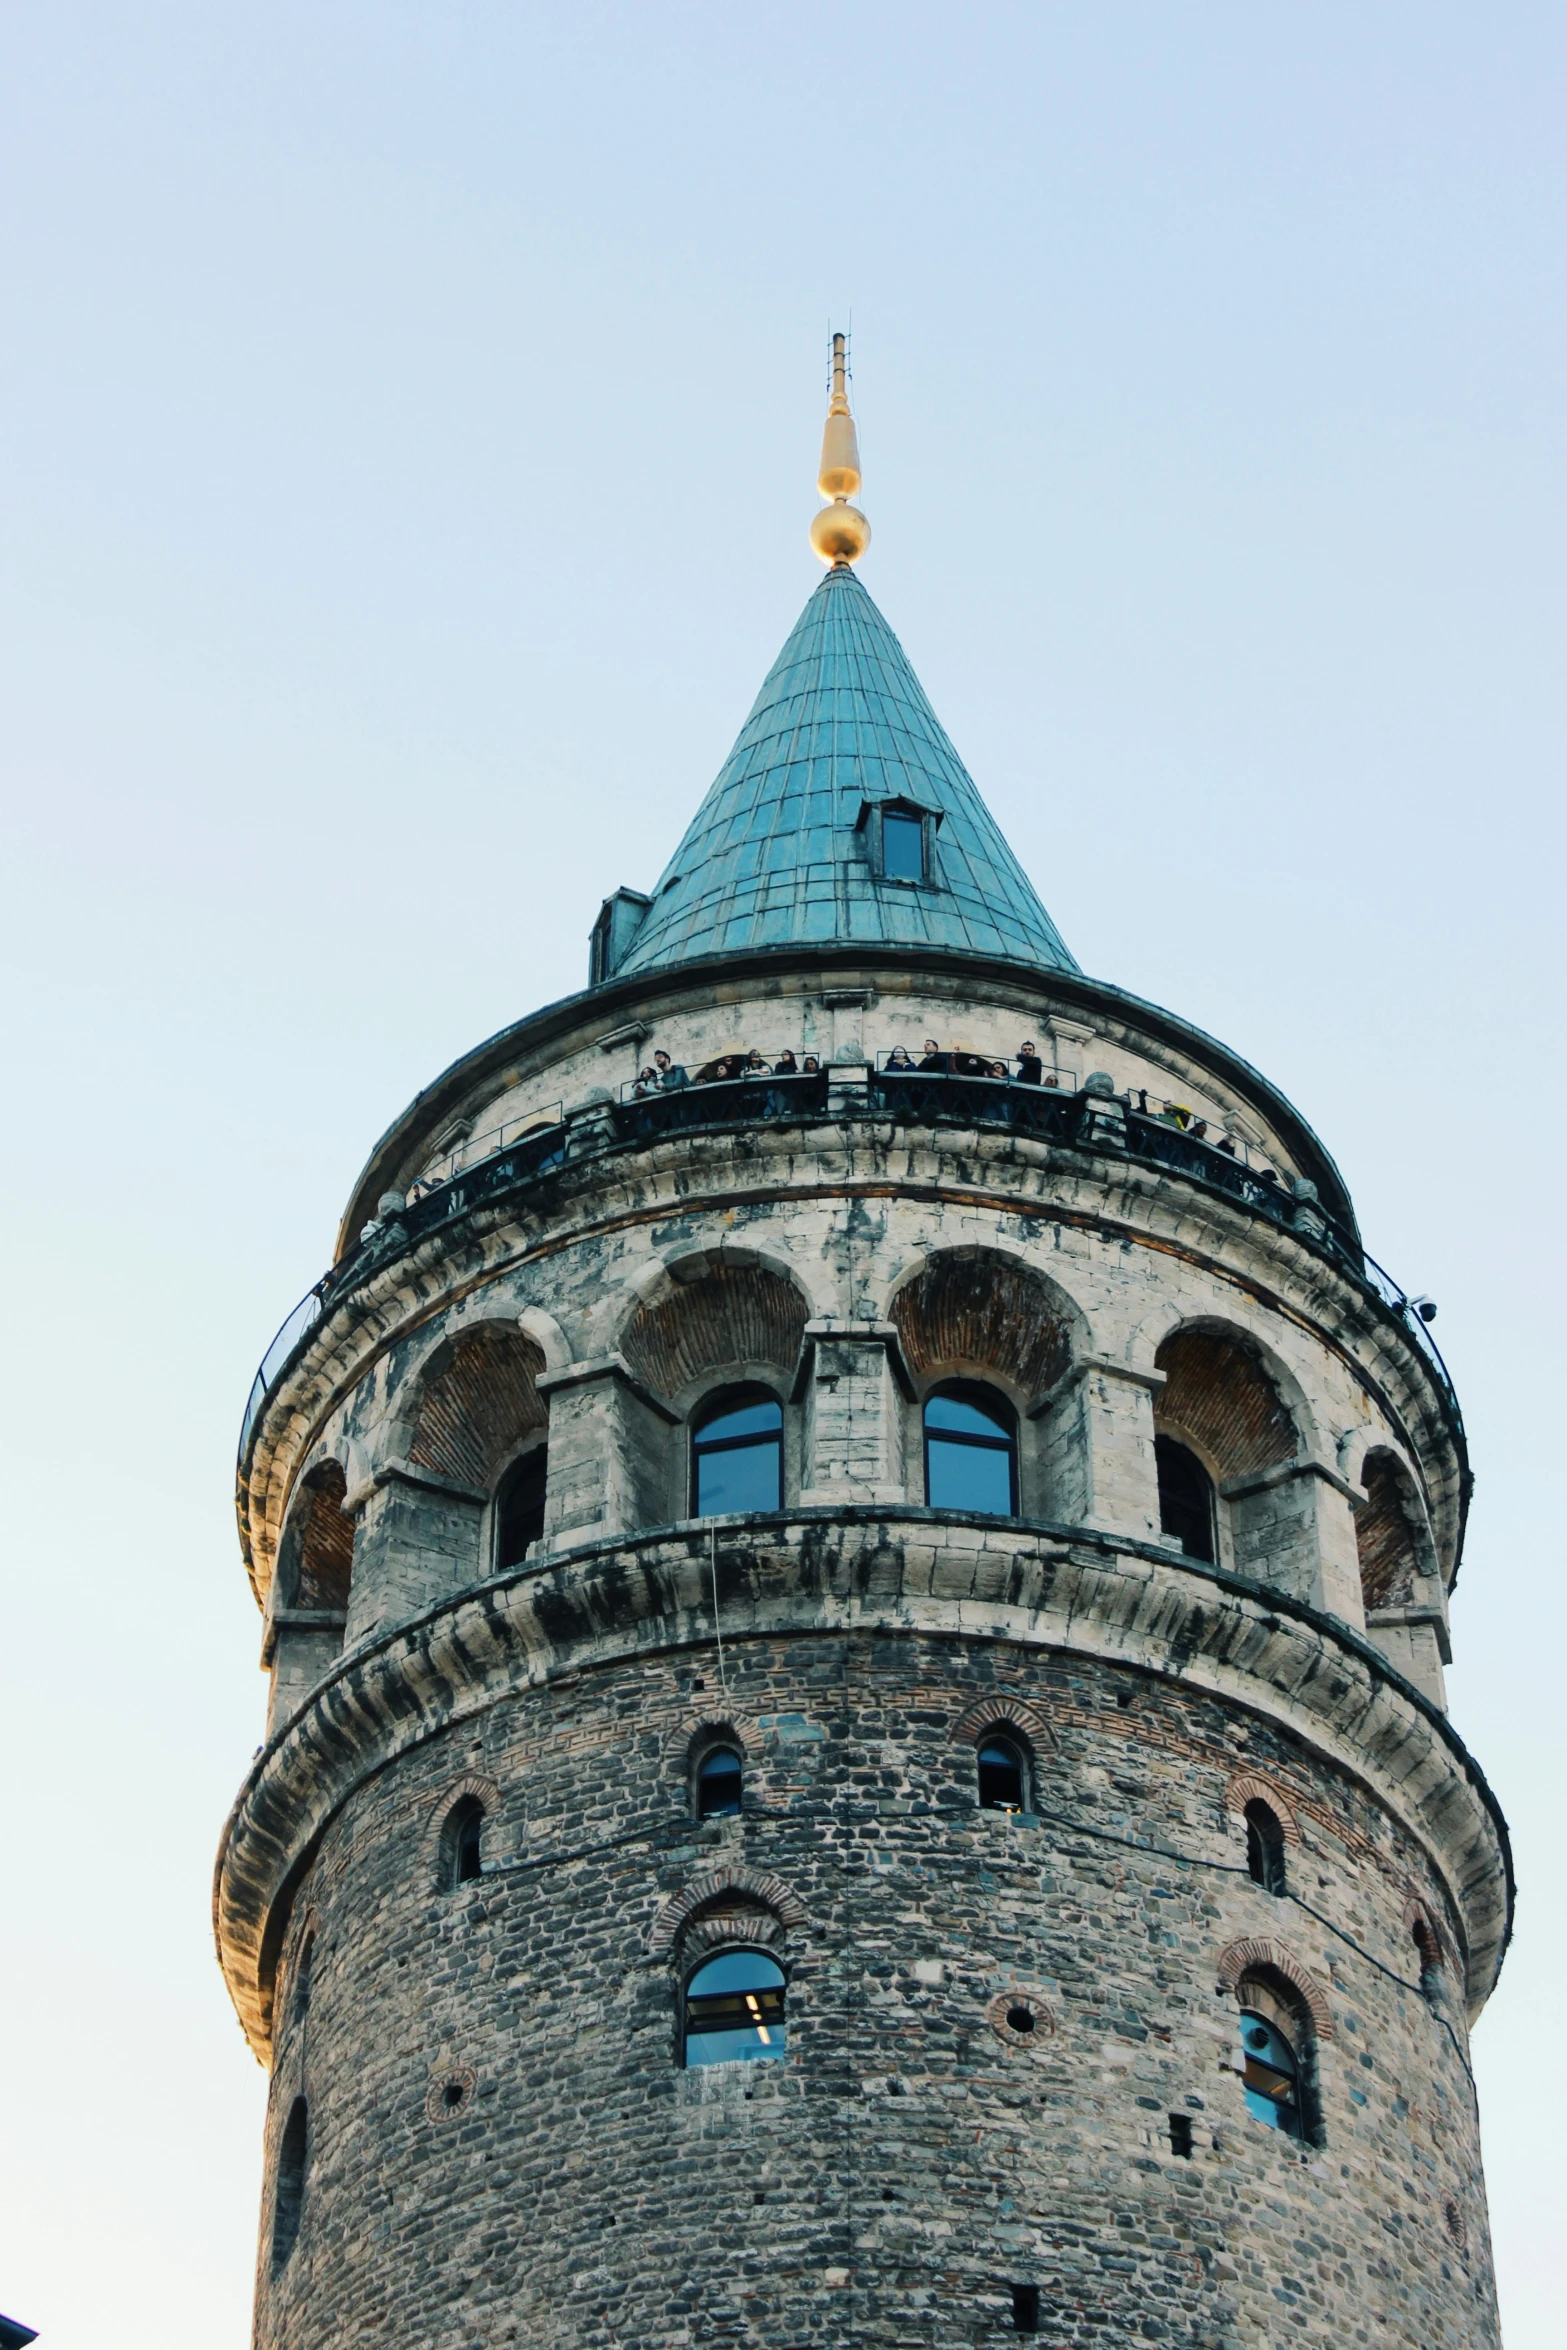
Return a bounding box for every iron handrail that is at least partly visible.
[238,1065,1462,1470]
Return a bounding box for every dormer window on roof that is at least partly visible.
[857,794,941,888]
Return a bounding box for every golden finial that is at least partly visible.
[810,330,871,566]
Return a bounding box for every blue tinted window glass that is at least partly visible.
[927,1437,1014,1514]
[1239,2011,1302,2137]
[685,1950,787,2068]
[697,1398,783,1446]
[695,1435,781,1515]
[882,812,924,881]
[925,1392,1010,1440]
[696,1746,743,1818]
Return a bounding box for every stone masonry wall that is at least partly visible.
[254,1629,1496,2350]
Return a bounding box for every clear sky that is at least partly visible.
[1,6,1562,2345]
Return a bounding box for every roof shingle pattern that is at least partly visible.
[614,563,1077,978]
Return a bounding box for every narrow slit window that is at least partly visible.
[271,2096,308,2269]
[978,1736,1027,1813]
[692,1390,783,1516]
[1168,2113,1194,2157]
[683,1949,787,2068]
[1011,2284,1041,2333]
[439,1795,486,1890]
[1244,1799,1287,1896]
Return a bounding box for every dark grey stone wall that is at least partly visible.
[255,1628,1495,2350]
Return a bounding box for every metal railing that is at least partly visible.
[410,1104,564,1194]
[239,1057,1462,1467]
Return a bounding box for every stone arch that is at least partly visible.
[406,1324,548,1493]
[278,1459,354,1612]
[648,1867,807,1957]
[516,1304,572,1375]
[1356,1448,1429,1611]
[1215,1936,1334,2041]
[950,1694,1057,1753]
[887,1247,1079,1402]
[1153,1323,1306,1479]
[1223,1771,1303,1847]
[619,1255,810,1402]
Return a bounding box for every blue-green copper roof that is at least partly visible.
[613,563,1077,978]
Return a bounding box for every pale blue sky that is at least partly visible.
[1,7,1562,2345]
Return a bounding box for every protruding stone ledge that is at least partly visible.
[214,1508,1512,2062]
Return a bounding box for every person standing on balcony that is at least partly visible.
[1016,1041,1043,1085]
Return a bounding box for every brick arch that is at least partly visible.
[661,1712,757,1768]
[1403,1895,1454,1977]
[1154,1325,1300,1480]
[420,1774,503,1876]
[648,1867,807,1956]
[1216,1936,1334,2040]
[408,1326,546,1492]
[889,1249,1074,1399]
[620,1260,809,1401]
[1357,1449,1423,1610]
[1224,1771,1303,1846]
[950,1694,1057,1753]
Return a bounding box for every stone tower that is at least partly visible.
[220,353,1509,2350]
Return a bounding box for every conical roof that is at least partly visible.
[613,563,1077,978]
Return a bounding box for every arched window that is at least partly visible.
[438,1795,485,1890]
[271,2096,308,2268]
[1236,1971,1318,2145]
[495,1447,548,1570]
[691,1389,783,1516]
[694,1743,743,1819]
[978,1734,1028,1813]
[1244,1799,1287,1896]
[683,1948,787,2068]
[923,1383,1017,1516]
[289,1930,314,2027]
[1155,1436,1215,1563]
[1412,1913,1444,2000]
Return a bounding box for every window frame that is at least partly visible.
[858,795,940,888]
[922,1380,1020,1518]
[977,1731,1030,1814]
[682,1945,788,2070]
[690,1384,785,1518]
[1154,1434,1217,1563]
[693,1740,745,1820]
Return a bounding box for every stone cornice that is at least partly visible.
[335,944,1360,1253]
[214,1509,1511,2064]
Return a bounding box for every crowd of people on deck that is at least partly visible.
[629,1040,1272,1177]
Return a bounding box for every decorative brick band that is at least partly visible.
[1215,1936,1334,2040]
[1224,1771,1303,1845]
[648,1867,808,1956]
[950,1694,1056,1751]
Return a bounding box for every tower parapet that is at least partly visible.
[221,364,1506,2350]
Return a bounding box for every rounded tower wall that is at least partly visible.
[223,482,1505,2350]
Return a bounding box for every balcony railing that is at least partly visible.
[239,1060,1462,1467]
